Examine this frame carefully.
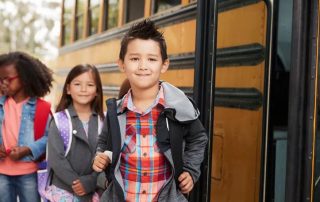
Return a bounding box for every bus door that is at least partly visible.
[212,1,269,201]
[194,0,273,201]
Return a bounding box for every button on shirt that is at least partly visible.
[120,87,172,202]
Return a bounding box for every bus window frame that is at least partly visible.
[74,0,86,41]
[102,0,120,31]
[285,0,318,201]
[151,0,182,14]
[61,0,76,46]
[88,0,100,36]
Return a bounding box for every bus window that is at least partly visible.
[75,0,85,40]
[124,0,144,23]
[153,0,181,14]
[62,0,75,45]
[88,0,100,36]
[103,0,119,30]
[268,0,293,201]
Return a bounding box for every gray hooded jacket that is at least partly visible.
[97,82,208,202]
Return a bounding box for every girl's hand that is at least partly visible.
[92,152,110,172]
[178,171,194,194]
[8,146,31,161]
[72,179,86,196]
[0,145,7,158]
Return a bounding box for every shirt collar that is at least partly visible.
[121,86,165,114]
[67,104,97,117]
[0,96,34,106]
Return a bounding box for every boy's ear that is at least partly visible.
[161,59,169,73]
[118,59,125,72]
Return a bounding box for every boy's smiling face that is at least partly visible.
[118,39,169,91]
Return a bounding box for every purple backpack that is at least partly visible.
[37,109,71,200]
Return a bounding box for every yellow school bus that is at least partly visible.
[49,0,320,201]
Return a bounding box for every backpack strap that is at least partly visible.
[53,109,103,156]
[166,118,184,185]
[105,98,125,201]
[106,98,121,173]
[53,109,73,156]
[34,99,51,141]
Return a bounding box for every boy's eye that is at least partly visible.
[130,57,139,61]
[149,58,157,61]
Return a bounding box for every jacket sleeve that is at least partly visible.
[96,114,111,153]
[79,171,98,193]
[27,115,51,160]
[183,118,208,183]
[48,119,79,186]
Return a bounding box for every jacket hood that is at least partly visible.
[161,82,199,122]
[116,81,200,122]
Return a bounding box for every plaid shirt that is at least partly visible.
[120,87,172,202]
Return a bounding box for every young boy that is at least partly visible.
[93,20,208,202]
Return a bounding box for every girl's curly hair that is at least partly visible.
[0,51,53,97]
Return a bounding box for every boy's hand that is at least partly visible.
[178,171,194,194]
[0,145,7,158]
[72,179,86,196]
[92,152,110,172]
[8,146,31,161]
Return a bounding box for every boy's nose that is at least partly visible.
[138,60,147,70]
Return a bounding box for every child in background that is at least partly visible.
[118,78,130,99]
[47,64,104,201]
[0,51,53,202]
[93,20,208,202]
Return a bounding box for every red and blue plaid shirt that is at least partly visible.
[120,87,172,202]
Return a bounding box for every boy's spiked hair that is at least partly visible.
[0,51,53,97]
[119,19,168,62]
[56,64,104,119]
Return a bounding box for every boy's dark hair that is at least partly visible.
[0,51,53,97]
[56,64,104,119]
[119,19,168,62]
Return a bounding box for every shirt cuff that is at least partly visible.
[104,150,113,163]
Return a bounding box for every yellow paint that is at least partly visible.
[181,0,189,6]
[215,64,265,91]
[162,20,196,54]
[118,0,124,26]
[217,2,267,48]
[212,107,263,202]
[145,0,152,17]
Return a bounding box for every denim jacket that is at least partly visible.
[0,96,48,161]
